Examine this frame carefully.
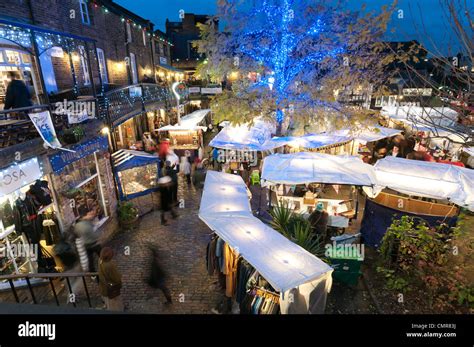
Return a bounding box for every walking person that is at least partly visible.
[192,162,207,204]
[147,247,172,305]
[158,176,177,225]
[182,157,192,185]
[3,71,33,110]
[74,210,101,272]
[98,247,123,311]
[162,161,178,205]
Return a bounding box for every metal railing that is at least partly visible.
[0,272,99,309]
[103,83,173,126]
[0,83,175,148]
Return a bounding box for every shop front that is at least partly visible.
[47,135,116,234]
[0,157,61,289]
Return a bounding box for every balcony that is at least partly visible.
[104,83,173,127]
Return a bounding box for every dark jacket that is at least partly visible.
[4,80,33,109]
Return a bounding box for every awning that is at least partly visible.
[332,126,402,144]
[112,149,160,171]
[199,171,333,295]
[209,119,276,151]
[370,156,474,211]
[157,63,183,73]
[261,152,379,192]
[262,133,352,150]
[157,109,210,132]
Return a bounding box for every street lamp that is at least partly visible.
[172,81,182,125]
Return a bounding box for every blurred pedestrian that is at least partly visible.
[182,158,191,184]
[158,176,177,225]
[74,210,101,272]
[3,71,32,110]
[148,247,172,305]
[98,247,123,311]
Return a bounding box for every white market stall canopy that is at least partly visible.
[199,170,333,295]
[370,156,474,211]
[157,109,211,132]
[332,126,402,144]
[209,119,276,151]
[262,133,352,151]
[261,152,379,192]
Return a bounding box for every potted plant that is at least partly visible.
[117,202,139,229]
[61,125,85,144]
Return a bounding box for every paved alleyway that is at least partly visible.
[106,177,224,314]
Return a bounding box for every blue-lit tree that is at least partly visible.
[196,0,395,135]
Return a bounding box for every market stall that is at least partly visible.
[156,109,211,157]
[261,152,379,228]
[199,171,333,314]
[360,156,474,247]
[112,149,161,201]
[262,133,353,155]
[209,119,277,181]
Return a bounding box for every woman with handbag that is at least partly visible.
[98,247,123,311]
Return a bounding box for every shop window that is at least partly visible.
[54,152,109,222]
[96,48,108,84]
[78,45,91,86]
[5,50,20,65]
[79,0,91,25]
[130,53,138,84]
[126,22,132,43]
[118,164,159,198]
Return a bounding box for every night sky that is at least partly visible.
[115,0,469,55]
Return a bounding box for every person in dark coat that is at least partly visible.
[309,202,329,240]
[3,71,33,109]
[158,176,177,225]
[148,247,172,304]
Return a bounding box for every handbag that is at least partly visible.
[100,261,122,299]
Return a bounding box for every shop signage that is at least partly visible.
[159,57,168,65]
[402,88,432,97]
[0,158,42,197]
[28,111,62,149]
[49,136,109,173]
[201,87,223,95]
[189,87,201,94]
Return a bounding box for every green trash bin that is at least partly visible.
[327,252,362,286]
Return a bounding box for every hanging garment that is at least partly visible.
[206,237,218,275]
[0,200,15,228]
[215,237,225,272]
[13,195,41,244]
[223,243,239,298]
[29,180,52,207]
[42,216,60,246]
[235,260,255,304]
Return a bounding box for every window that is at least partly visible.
[159,43,164,56]
[79,0,90,25]
[129,53,138,84]
[78,45,91,86]
[96,48,108,84]
[142,30,147,46]
[126,22,132,43]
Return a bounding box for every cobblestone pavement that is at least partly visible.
[106,176,225,314]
